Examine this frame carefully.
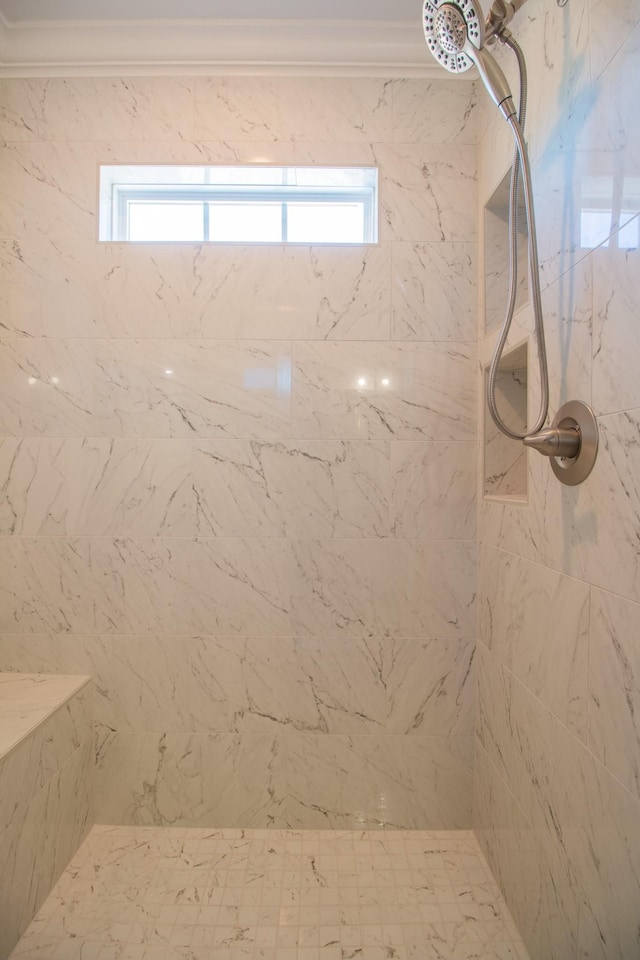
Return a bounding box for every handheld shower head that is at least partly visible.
[423,0,516,119]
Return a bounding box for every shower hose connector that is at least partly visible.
[522,426,580,459]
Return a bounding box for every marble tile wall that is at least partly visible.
[0,675,93,959]
[0,76,479,830]
[475,2,640,958]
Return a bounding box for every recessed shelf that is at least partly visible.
[484,168,528,336]
[484,342,528,502]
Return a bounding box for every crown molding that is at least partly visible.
[0,15,460,77]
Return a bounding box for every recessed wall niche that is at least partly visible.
[484,167,528,335]
[484,342,528,501]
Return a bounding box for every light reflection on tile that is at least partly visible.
[292,341,476,441]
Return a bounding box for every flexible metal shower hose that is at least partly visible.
[486,35,550,440]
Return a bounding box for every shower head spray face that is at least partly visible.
[423,0,517,119]
[423,0,485,73]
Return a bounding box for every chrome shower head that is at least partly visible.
[423,0,484,73]
[423,0,517,120]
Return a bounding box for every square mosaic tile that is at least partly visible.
[10,827,530,960]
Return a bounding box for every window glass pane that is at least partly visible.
[286,203,364,243]
[128,202,204,241]
[100,165,378,243]
[208,202,283,242]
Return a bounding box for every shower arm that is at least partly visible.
[484,0,567,40]
[484,0,528,44]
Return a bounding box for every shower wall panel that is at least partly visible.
[0,75,478,829]
[475,4,640,957]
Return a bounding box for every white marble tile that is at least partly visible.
[291,539,476,639]
[0,635,76,676]
[391,241,477,342]
[1,240,391,342]
[0,238,196,339]
[0,538,100,634]
[592,241,639,416]
[0,438,70,536]
[474,743,581,960]
[391,79,478,145]
[0,339,95,437]
[478,643,640,960]
[144,538,292,637]
[375,143,476,243]
[0,635,193,737]
[480,409,640,605]
[292,341,476,441]
[0,239,99,338]
[0,737,92,959]
[541,254,593,413]
[0,438,193,537]
[477,100,515,215]
[74,636,196,736]
[0,682,90,849]
[531,149,596,291]
[0,77,195,142]
[560,411,640,602]
[0,775,50,959]
[477,8,640,958]
[93,339,292,439]
[495,7,598,286]
[390,441,477,540]
[286,734,473,830]
[521,1,592,170]
[483,364,528,499]
[187,635,321,737]
[68,438,192,537]
[0,538,292,636]
[193,77,393,142]
[191,244,391,341]
[99,243,203,340]
[476,645,519,796]
[578,18,640,187]
[0,142,97,241]
[104,137,378,170]
[589,0,640,79]
[588,588,640,801]
[193,439,389,538]
[94,731,286,828]
[304,636,475,737]
[478,543,590,741]
[533,32,640,286]
[192,635,474,738]
[0,633,474,741]
[9,823,530,960]
[0,673,89,760]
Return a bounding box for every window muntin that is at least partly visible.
[99,165,378,244]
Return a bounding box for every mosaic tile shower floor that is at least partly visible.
[10,827,530,960]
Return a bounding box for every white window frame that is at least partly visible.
[100,166,378,244]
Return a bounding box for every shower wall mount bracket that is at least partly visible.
[523,399,599,485]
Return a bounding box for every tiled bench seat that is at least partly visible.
[0,674,93,959]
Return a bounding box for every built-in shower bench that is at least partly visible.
[0,673,94,960]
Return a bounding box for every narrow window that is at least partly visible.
[99,165,378,244]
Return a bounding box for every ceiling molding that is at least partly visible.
[0,16,456,77]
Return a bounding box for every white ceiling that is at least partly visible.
[0,0,453,78]
[0,0,421,23]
